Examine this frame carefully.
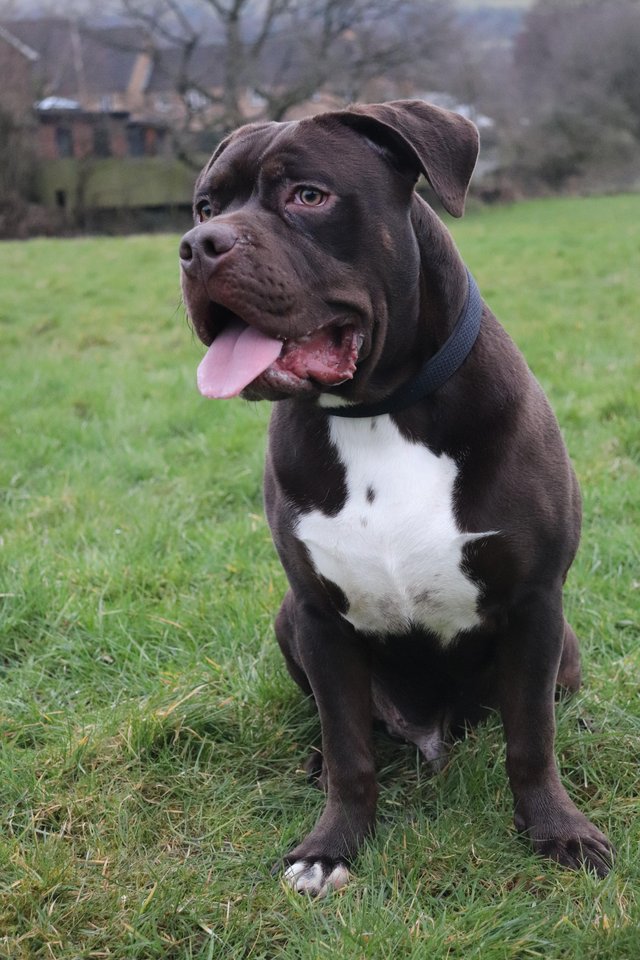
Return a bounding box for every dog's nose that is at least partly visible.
[179,223,239,267]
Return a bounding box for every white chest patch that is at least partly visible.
[295,415,492,645]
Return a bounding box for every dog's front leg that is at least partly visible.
[281,602,377,896]
[498,587,614,876]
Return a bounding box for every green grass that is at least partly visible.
[0,193,639,958]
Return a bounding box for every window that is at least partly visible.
[126,125,145,157]
[55,127,73,158]
[93,125,111,157]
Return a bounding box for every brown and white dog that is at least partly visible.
[179,100,613,896]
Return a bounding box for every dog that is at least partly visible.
[179,100,613,896]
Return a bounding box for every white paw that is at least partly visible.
[283,859,350,897]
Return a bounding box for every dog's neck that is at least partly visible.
[327,270,481,419]
[319,197,476,418]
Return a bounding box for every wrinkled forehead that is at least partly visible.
[195,116,389,191]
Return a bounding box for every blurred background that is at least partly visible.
[1,0,639,238]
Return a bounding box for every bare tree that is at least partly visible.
[0,106,37,237]
[117,0,461,162]
[507,0,640,191]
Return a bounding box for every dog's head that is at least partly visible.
[179,100,478,402]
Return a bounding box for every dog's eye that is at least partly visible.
[196,201,214,222]
[293,187,328,207]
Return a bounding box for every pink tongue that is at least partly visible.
[197,317,283,399]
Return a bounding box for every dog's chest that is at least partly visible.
[295,415,486,644]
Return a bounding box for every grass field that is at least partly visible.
[1,194,639,958]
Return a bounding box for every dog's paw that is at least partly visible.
[532,828,614,878]
[283,858,350,897]
[516,803,614,878]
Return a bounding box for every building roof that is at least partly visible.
[3,18,149,98]
[2,16,319,107]
[0,22,40,61]
[145,42,225,93]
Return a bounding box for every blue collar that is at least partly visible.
[327,269,482,419]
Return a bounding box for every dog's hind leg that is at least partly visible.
[275,590,312,696]
[276,591,329,790]
[556,618,582,695]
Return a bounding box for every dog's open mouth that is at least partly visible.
[196,307,362,399]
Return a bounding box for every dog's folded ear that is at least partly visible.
[329,100,479,218]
